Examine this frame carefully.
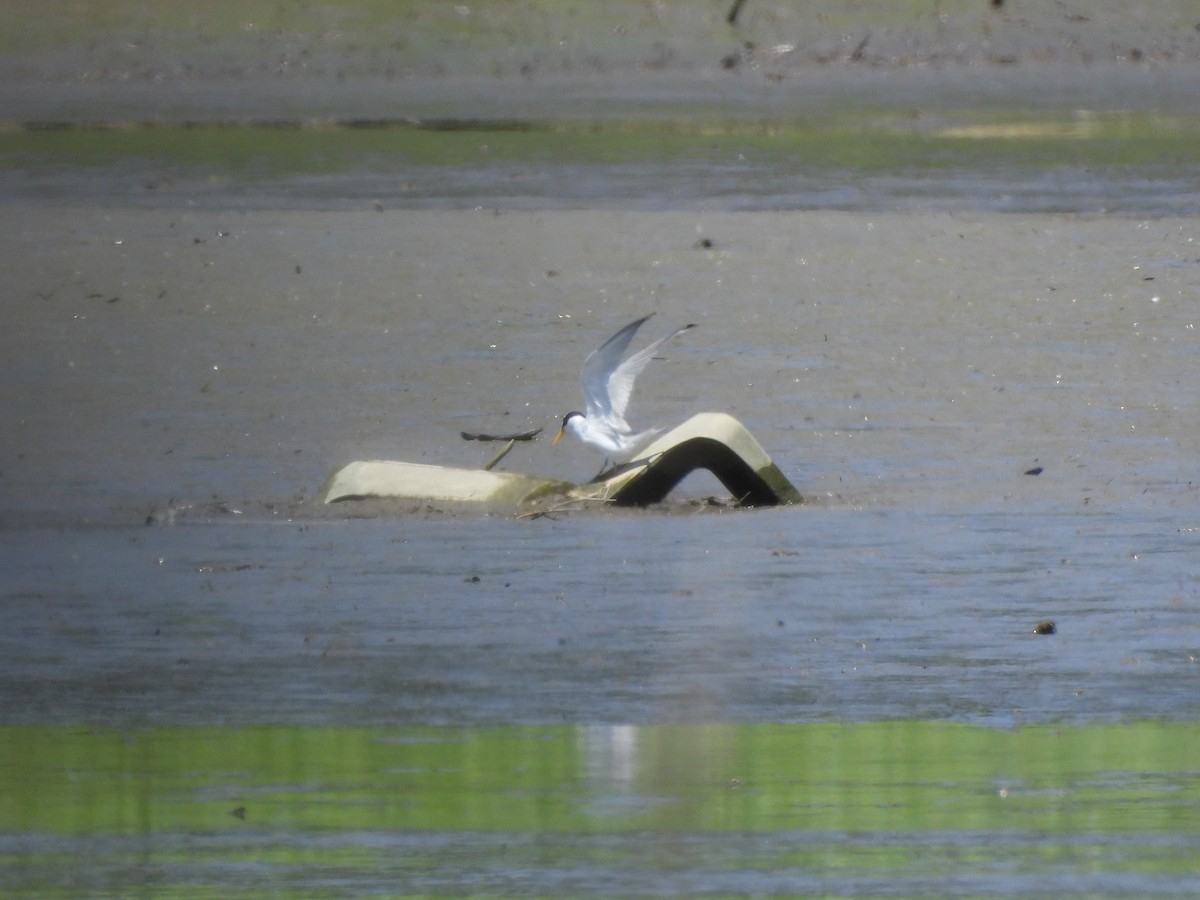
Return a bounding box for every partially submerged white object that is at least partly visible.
[321,413,800,509]
[321,460,573,507]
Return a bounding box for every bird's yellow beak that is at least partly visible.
[551,427,565,447]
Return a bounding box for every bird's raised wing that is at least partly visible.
[603,321,695,429]
[579,314,653,425]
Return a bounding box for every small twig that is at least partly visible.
[850,32,871,62]
[482,439,516,471]
[727,0,748,25]
[461,427,543,442]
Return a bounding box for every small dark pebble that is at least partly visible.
[694,237,715,249]
[1033,620,1056,635]
[465,575,481,583]
[1024,466,1043,476]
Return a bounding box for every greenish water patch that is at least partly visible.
[3,111,1198,212]
[1,721,1199,896]
[3,111,1199,173]
[4,720,1199,836]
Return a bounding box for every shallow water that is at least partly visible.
[3,113,1200,214]
[2,113,1200,895]
[2,503,1198,894]
[1,510,1198,728]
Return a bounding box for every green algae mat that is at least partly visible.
[3,721,1199,896]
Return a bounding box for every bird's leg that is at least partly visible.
[592,458,612,481]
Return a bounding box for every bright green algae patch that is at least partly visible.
[3,721,1199,836]
[3,722,1199,897]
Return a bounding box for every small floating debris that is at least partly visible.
[1033,620,1057,635]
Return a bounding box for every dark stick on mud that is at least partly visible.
[727,0,748,26]
[461,427,543,442]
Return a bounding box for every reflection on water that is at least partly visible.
[2,721,1198,896]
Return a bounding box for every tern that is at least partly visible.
[552,314,695,472]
